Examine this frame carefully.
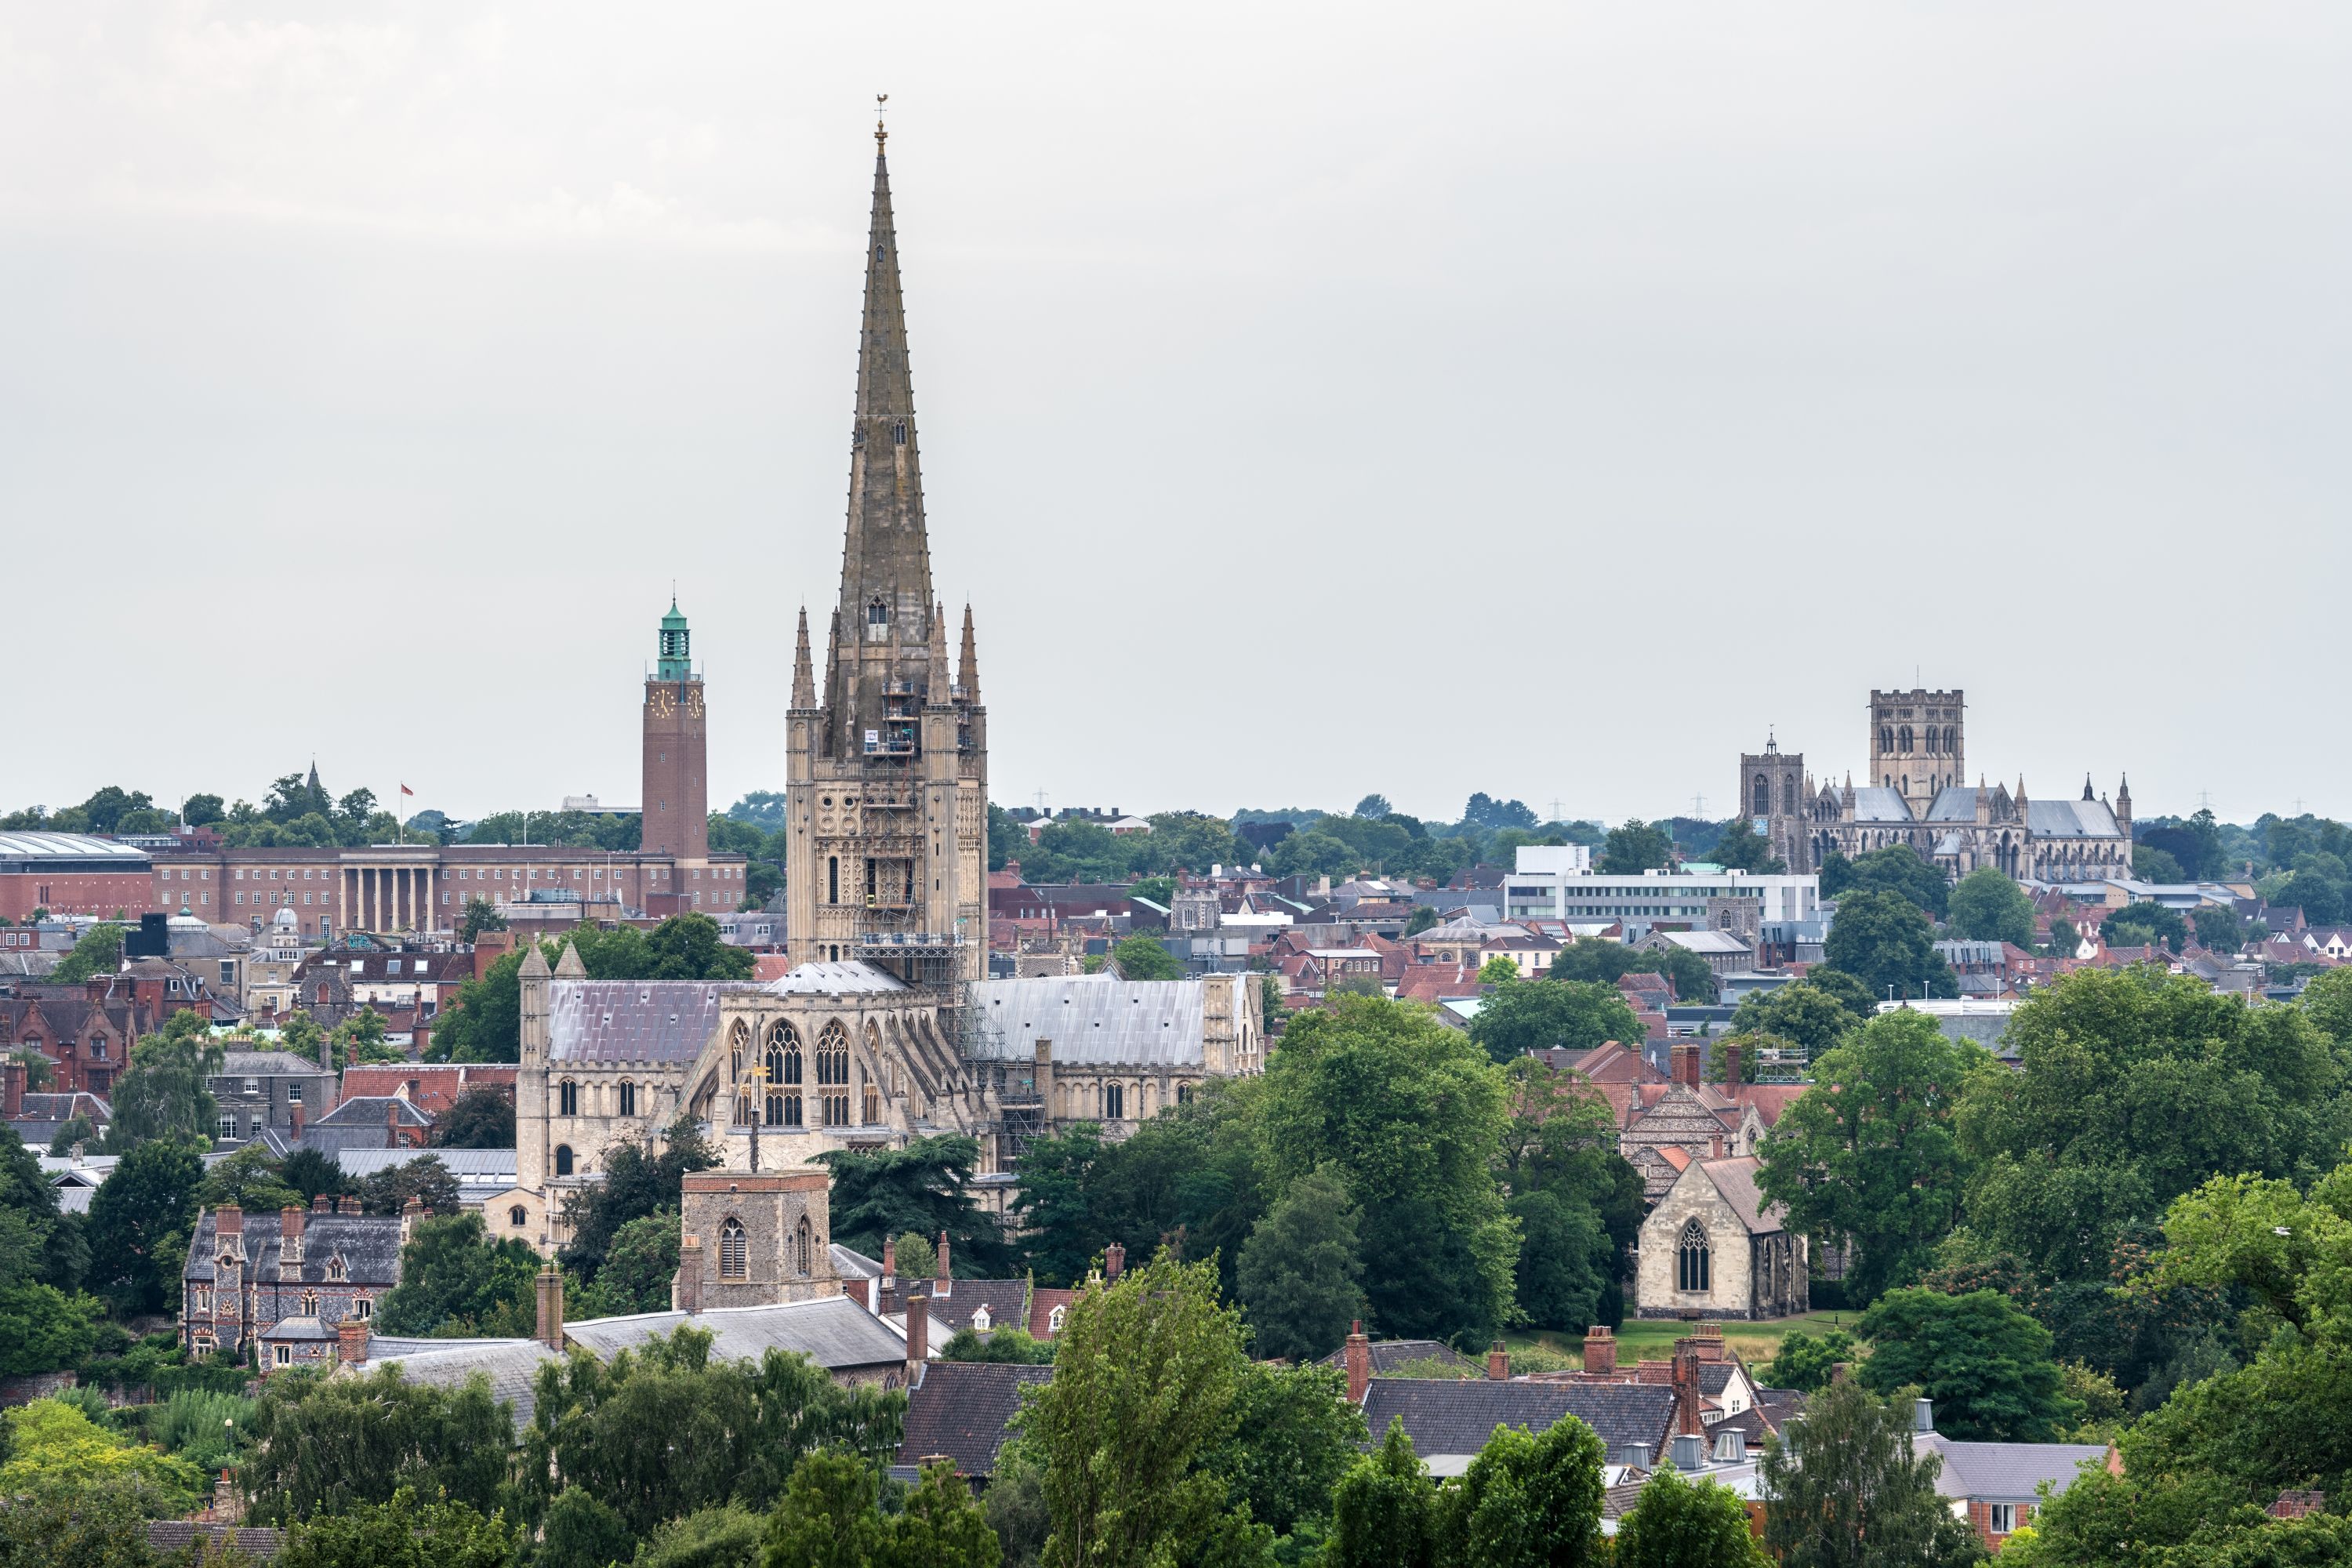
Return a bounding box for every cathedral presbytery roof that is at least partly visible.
[547,979,760,1064]
[2027,799,2122,838]
[762,960,907,996]
[964,976,1212,1069]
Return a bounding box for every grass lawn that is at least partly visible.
[1508,1310,1860,1373]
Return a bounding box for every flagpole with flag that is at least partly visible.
[398,782,414,845]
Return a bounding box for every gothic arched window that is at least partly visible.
[1751,775,1769,815]
[1783,777,1798,815]
[795,1216,813,1277]
[1676,1219,1711,1293]
[558,1080,578,1117]
[1880,726,1894,755]
[720,1218,748,1279]
[554,1145,574,1176]
[891,421,907,447]
[863,1082,881,1124]
[1898,725,1914,754]
[618,1080,637,1117]
[817,1022,851,1125]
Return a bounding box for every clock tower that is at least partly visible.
[642,597,708,862]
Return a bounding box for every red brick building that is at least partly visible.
[0,832,156,922]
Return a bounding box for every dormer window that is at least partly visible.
[326,1255,347,1283]
[1047,1305,1067,1334]
[971,1305,992,1333]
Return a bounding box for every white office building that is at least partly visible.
[1504,849,1820,940]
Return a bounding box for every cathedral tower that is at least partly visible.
[786,125,989,980]
[1737,735,1811,874]
[642,598,708,861]
[1867,688,1964,816]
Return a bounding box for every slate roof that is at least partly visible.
[1851,787,1915,824]
[547,978,760,1065]
[219,1051,330,1077]
[2027,799,2122,839]
[260,1315,334,1342]
[365,1338,560,1431]
[897,1361,1054,1477]
[1924,787,1984,823]
[313,1094,432,1128]
[964,976,1212,1068]
[1918,1433,2110,1501]
[185,1208,404,1286]
[763,960,908,996]
[1359,1379,1675,1468]
[878,1278,1031,1337]
[146,1523,285,1560]
[562,1295,908,1374]
[1319,1339,1483,1377]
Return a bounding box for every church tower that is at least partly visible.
[642,598,709,862]
[786,124,989,980]
[1867,688,1964,816]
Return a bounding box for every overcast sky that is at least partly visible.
[4,4,2347,829]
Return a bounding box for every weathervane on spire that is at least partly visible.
[876,93,888,149]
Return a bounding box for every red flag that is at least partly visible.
[399,783,414,796]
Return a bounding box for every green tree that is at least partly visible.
[521,1326,903,1541]
[939,1325,1057,1364]
[358,1152,462,1217]
[1435,1413,1607,1568]
[275,1484,520,1568]
[637,1503,768,1568]
[331,1004,402,1069]
[1023,1254,1254,1568]
[0,1282,101,1377]
[1755,1010,1985,1302]
[433,1084,517,1149]
[1820,890,1957,1002]
[1955,965,2347,1283]
[2101,902,2187,953]
[2190,905,2241,952]
[539,1489,634,1568]
[1857,1288,2079,1441]
[2132,844,2186,884]
[1761,1327,1858,1393]
[1729,982,1865,1062]
[1469,979,1642,1066]
[1327,1417,1438,1568]
[1711,818,1787,875]
[814,1134,1014,1277]
[1613,1465,1769,1568]
[279,1147,348,1207]
[644,912,757,981]
[1109,935,1184,981]
[1802,966,1881,1022]
[1838,845,1951,920]
[193,1142,300,1212]
[45,1115,96,1156]
[103,1009,223,1149]
[376,1213,541,1337]
[1404,906,1440,936]
[84,1136,205,1316]
[1759,1377,1983,1568]
[182,792,227,826]
[558,1116,718,1283]
[761,1451,1001,1568]
[1499,1061,1644,1328]
[1207,1360,1367,1539]
[433,946,530,1062]
[1600,820,1674,874]
[1236,1166,1365,1362]
[1269,829,1362,881]
[0,1398,204,1514]
[48,922,125,985]
[1258,997,1516,1344]
[1006,1123,1109,1288]
[1947,868,2035,947]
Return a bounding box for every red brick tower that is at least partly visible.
[642,598,707,862]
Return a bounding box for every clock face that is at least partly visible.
[687,688,703,718]
[651,688,675,718]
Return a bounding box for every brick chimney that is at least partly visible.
[312,1192,330,1213]
[280,1205,303,1279]
[1671,1043,1700,1087]
[400,1194,423,1245]
[1671,1338,1703,1437]
[1343,1320,1370,1404]
[1695,1323,1725,1361]
[882,1233,898,1286]
[0,1056,24,1121]
[905,1287,929,1381]
[336,1315,369,1366]
[535,1263,564,1349]
[1708,1133,1725,1160]
[289,1102,304,1137]
[1487,1341,1509,1381]
[936,1229,950,1283]
[336,1196,358,1215]
[218,1204,244,1238]
[675,1236,702,1314]
[1719,1038,1742,1087]
[1104,1242,1126,1283]
[385,1099,401,1145]
[1582,1325,1617,1377]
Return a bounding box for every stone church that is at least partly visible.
[1740,688,2133,885]
[492,127,1264,1254]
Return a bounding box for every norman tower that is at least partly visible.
[641,599,708,862]
[1737,735,1812,874]
[786,124,989,979]
[1867,688,1964,816]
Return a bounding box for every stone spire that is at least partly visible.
[554,942,586,979]
[958,603,979,701]
[926,601,951,694]
[519,943,550,978]
[833,123,934,653]
[791,608,817,710]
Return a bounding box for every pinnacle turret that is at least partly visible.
[958,603,979,702]
[791,608,817,710]
[926,601,950,695]
[554,942,586,979]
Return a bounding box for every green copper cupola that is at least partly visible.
[657,597,691,680]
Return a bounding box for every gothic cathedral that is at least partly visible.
[783,123,989,980]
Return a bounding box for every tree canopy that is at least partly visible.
[1947,867,2035,947]
[1466,978,1642,1065]
[1820,889,1958,1003]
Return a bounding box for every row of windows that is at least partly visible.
[557,1080,640,1117]
[716,1214,818,1280]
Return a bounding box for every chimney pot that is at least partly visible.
[1582,1325,1617,1378]
[312,1192,330,1212]
[1104,1242,1125,1283]
[336,1315,369,1367]
[675,1236,702,1315]
[1671,1339,1704,1437]
[1343,1322,1371,1405]
[882,1233,897,1286]
[936,1229,950,1283]
[535,1264,564,1349]
[906,1287,930,1377]
[217,1205,244,1236]
[1487,1341,1509,1381]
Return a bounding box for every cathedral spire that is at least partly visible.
[791,608,816,710]
[926,600,950,693]
[958,603,979,702]
[834,124,934,653]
